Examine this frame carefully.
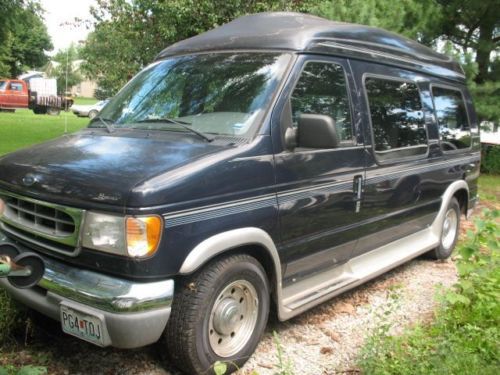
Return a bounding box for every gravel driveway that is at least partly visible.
[6,215,481,375]
[242,257,457,374]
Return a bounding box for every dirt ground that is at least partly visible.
[0,200,496,375]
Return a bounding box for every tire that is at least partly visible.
[47,108,60,116]
[33,106,47,115]
[164,254,270,375]
[88,110,98,119]
[429,197,461,259]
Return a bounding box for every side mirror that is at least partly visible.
[298,114,339,149]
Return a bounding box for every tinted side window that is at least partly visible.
[365,78,427,161]
[291,62,352,142]
[432,87,471,151]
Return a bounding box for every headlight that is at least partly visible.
[82,212,126,255]
[82,212,162,258]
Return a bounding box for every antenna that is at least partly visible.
[64,46,69,134]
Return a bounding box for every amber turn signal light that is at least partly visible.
[126,216,162,258]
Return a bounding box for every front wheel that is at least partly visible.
[33,106,47,115]
[429,197,461,259]
[164,254,270,375]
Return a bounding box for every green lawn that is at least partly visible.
[0,109,89,156]
[73,97,98,105]
[479,174,500,202]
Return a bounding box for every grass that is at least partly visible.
[0,109,89,156]
[73,97,98,106]
[479,174,500,202]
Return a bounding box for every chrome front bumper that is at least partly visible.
[39,256,174,313]
[0,234,174,348]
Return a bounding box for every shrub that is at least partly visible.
[481,144,500,174]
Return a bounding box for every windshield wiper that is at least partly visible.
[136,118,214,142]
[89,116,115,134]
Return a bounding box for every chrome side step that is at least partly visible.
[281,226,440,318]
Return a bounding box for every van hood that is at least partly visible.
[0,129,232,208]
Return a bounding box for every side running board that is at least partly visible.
[281,226,440,318]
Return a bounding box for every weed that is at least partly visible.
[273,331,294,375]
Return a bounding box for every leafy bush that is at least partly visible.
[0,290,26,345]
[481,144,500,174]
[358,209,500,375]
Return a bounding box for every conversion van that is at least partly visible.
[0,12,480,375]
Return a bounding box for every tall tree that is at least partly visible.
[0,0,23,76]
[0,1,53,78]
[437,0,500,84]
[0,0,22,46]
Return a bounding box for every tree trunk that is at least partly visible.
[475,13,495,84]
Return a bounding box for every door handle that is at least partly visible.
[353,175,363,213]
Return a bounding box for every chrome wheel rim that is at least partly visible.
[208,280,259,358]
[441,208,458,250]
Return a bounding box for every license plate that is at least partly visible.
[60,305,105,346]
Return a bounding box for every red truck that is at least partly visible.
[0,78,73,115]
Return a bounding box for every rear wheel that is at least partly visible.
[164,254,270,375]
[88,110,98,119]
[47,107,60,116]
[429,197,461,259]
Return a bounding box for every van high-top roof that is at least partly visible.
[156,12,464,82]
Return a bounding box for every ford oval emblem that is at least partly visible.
[22,174,38,187]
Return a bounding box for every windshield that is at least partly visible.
[93,53,291,137]
[0,81,6,90]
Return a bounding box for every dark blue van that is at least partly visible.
[0,12,480,375]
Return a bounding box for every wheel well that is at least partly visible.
[453,188,468,216]
[209,244,278,295]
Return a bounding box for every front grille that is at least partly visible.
[1,222,76,254]
[4,196,75,236]
[0,190,84,256]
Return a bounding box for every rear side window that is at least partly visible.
[365,78,427,161]
[9,83,23,91]
[291,62,353,143]
[431,87,471,151]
